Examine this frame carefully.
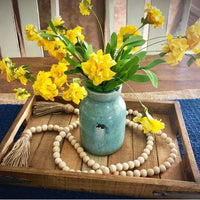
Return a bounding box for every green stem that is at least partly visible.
[91,9,105,50]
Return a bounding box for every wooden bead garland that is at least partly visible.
[21,106,177,177]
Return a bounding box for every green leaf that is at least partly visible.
[128,74,150,82]
[110,32,117,58]
[64,57,80,67]
[48,20,57,34]
[122,35,145,48]
[75,46,87,60]
[40,33,57,38]
[142,69,158,88]
[64,67,82,75]
[187,56,195,67]
[136,51,147,61]
[105,43,111,54]
[85,44,94,56]
[141,59,165,70]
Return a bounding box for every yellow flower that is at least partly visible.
[50,62,68,90]
[13,88,30,100]
[193,48,200,67]
[51,16,64,26]
[25,24,40,41]
[0,57,11,74]
[63,82,87,104]
[79,0,92,16]
[186,19,200,50]
[134,116,165,134]
[81,49,116,86]
[144,3,164,28]
[33,71,58,101]
[14,66,28,85]
[162,34,189,66]
[66,26,85,44]
[117,25,141,52]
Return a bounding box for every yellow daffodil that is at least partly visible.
[25,24,40,41]
[66,26,85,44]
[63,82,87,104]
[33,71,58,101]
[193,48,200,67]
[79,0,92,16]
[14,66,28,85]
[13,88,30,100]
[186,19,200,50]
[144,3,164,28]
[117,25,141,52]
[134,116,165,134]
[0,57,11,74]
[81,49,116,86]
[162,34,189,66]
[50,62,68,90]
[51,16,64,26]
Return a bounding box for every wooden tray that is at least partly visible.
[0,96,199,198]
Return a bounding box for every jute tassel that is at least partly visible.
[1,102,75,167]
[32,101,74,117]
[1,134,30,167]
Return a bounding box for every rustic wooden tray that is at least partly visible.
[0,95,199,198]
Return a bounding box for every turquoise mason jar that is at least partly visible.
[79,86,126,156]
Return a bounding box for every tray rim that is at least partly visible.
[0,95,199,197]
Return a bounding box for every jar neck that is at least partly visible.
[86,86,122,102]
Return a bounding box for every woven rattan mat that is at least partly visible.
[0,89,200,104]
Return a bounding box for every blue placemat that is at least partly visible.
[0,99,199,199]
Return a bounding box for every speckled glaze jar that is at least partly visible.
[79,86,126,156]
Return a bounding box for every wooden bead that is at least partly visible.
[141,153,148,160]
[161,133,167,139]
[30,127,36,133]
[89,170,95,174]
[109,165,117,173]
[59,131,66,138]
[171,148,177,154]
[120,171,126,176]
[53,125,59,131]
[137,113,142,118]
[96,169,103,174]
[138,156,145,164]
[66,132,72,139]
[147,136,154,141]
[102,167,110,174]
[77,147,84,154]
[133,170,140,177]
[138,124,143,131]
[132,123,138,129]
[53,141,60,147]
[83,156,89,163]
[133,110,139,115]
[42,124,48,131]
[71,122,78,128]
[147,140,154,146]
[127,170,133,177]
[166,137,172,144]
[122,162,129,170]
[113,171,119,175]
[62,166,70,171]
[53,152,60,159]
[159,164,166,172]
[53,146,60,153]
[169,153,176,159]
[68,135,74,142]
[153,166,160,174]
[169,142,176,149]
[146,144,153,151]
[58,161,66,169]
[116,163,123,171]
[167,157,174,164]
[36,126,42,132]
[87,159,95,167]
[79,152,87,158]
[74,108,79,115]
[127,161,135,169]
[147,168,154,176]
[134,160,140,167]
[92,163,100,170]
[74,143,80,149]
[143,148,150,155]
[71,139,77,146]
[164,161,171,169]
[69,125,73,130]
[55,135,62,142]
[55,157,62,164]
[64,127,70,133]
[140,169,147,177]
[128,109,133,114]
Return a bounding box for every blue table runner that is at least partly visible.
[0,98,199,198]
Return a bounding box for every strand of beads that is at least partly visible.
[24,105,177,177]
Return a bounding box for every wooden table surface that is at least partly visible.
[0,56,199,94]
